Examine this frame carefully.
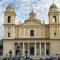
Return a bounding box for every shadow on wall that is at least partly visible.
[0,40,3,56]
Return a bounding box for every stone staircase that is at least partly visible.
[30,55,51,60]
[0,55,59,60]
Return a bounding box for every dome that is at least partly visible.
[5,3,16,14]
[50,3,57,9]
[6,3,14,9]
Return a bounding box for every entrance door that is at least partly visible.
[46,49,49,55]
[15,49,20,55]
[30,47,34,55]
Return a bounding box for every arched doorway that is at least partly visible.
[30,47,34,55]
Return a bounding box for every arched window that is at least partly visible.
[53,16,56,22]
[8,16,11,23]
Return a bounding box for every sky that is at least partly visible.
[0,0,60,39]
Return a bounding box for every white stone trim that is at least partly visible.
[23,43,24,56]
[19,27,20,38]
[28,42,30,56]
[24,28,25,38]
[40,42,41,56]
[45,42,46,55]
[35,42,36,55]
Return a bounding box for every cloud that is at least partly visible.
[0,0,60,39]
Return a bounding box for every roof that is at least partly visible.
[6,3,14,9]
[50,3,57,9]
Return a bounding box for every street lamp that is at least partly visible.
[25,49,28,60]
[17,45,20,55]
[9,50,12,58]
[9,50,12,57]
[17,45,21,60]
[17,45,20,49]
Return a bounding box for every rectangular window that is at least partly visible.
[8,33,10,37]
[54,32,56,36]
[30,30,34,36]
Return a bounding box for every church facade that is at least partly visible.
[3,3,60,58]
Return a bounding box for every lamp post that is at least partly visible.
[9,50,12,60]
[17,45,21,60]
[25,49,28,60]
[17,45,20,55]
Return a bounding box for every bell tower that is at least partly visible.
[48,3,59,24]
[4,3,16,38]
[48,3,60,39]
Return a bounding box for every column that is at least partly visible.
[9,26,12,38]
[4,27,5,38]
[19,27,20,38]
[28,42,29,56]
[40,42,41,56]
[24,28,25,38]
[45,42,46,55]
[35,42,36,55]
[6,27,7,37]
[12,42,15,56]
[18,43,19,45]
[23,43,24,56]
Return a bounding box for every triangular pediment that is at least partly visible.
[22,19,44,26]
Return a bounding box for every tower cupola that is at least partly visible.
[7,3,14,9]
[29,9,36,19]
[4,3,16,24]
[50,4,57,9]
[49,3,58,12]
[5,3,15,13]
[48,3,60,24]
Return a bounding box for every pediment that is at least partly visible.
[22,19,43,26]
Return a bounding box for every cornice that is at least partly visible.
[2,38,60,41]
